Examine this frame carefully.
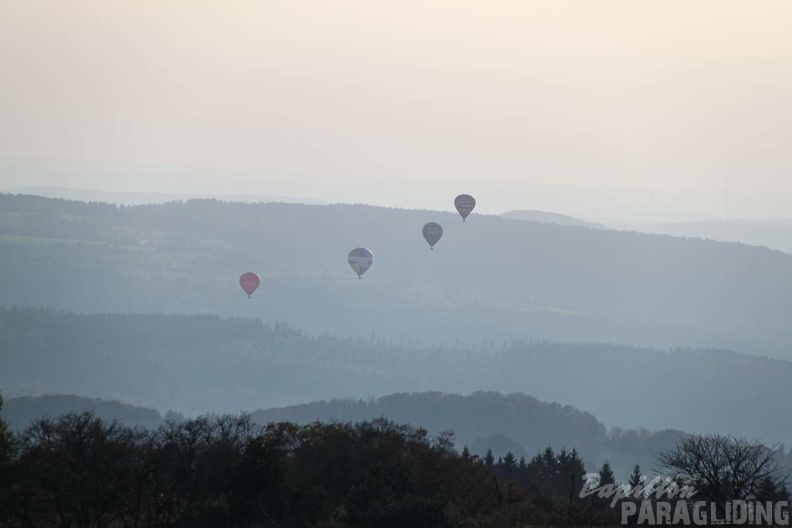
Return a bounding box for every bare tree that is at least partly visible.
[657,434,786,507]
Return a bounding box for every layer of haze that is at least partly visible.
[2,1,792,220]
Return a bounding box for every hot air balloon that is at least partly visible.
[239,272,261,298]
[454,194,476,222]
[422,222,443,249]
[348,247,374,279]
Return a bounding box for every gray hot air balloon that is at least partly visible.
[348,247,373,279]
[422,222,443,250]
[454,194,476,222]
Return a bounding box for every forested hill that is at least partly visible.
[253,392,606,457]
[3,308,792,444]
[2,194,792,358]
[0,390,683,480]
[250,391,686,476]
[1,394,162,431]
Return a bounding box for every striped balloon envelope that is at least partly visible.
[348,248,374,279]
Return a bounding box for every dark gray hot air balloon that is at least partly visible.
[422,222,443,250]
[454,194,476,222]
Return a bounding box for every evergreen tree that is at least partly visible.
[461,446,471,460]
[598,461,616,486]
[561,448,587,504]
[535,445,558,487]
[592,461,617,510]
[484,448,495,467]
[628,463,643,491]
[557,447,569,467]
[541,446,556,475]
[502,452,517,478]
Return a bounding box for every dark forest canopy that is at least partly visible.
[3,307,792,445]
[2,193,791,359]
[1,411,789,528]
[0,412,623,528]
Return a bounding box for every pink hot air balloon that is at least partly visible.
[239,272,261,298]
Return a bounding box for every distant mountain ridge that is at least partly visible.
[640,218,792,255]
[502,209,607,229]
[2,187,327,206]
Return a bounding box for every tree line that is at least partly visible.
[0,409,612,527]
[1,395,789,527]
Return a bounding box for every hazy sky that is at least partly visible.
[2,1,792,217]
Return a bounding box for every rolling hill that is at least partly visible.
[250,391,696,479]
[1,194,791,359]
[2,308,792,446]
[1,394,162,431]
